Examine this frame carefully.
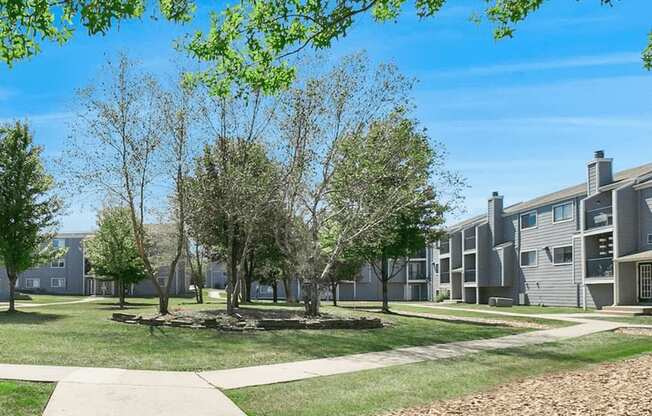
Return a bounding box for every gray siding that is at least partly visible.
[615,185,638,257]
[588,164,597,195]
[0,272,8,300]
[16,237,86,295]
[516,199,582,307]
[476,224,490,287]
[573,235,583,284]
[639,188,652,249]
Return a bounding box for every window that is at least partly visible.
[408,260,427,280]
[520,250,538,268]
[411,247,427,259]
[553,246,573,265]
[25,278,40,289]
[51,258,65,268]
[520,211,537,230]
[51,278,65,288]
[648,234,652,245]
[553,201,574,223]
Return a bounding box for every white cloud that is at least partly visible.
[0,112,74,124]
[421,52,641,79]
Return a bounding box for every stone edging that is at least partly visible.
[111,312,384,331]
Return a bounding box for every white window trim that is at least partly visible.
[552,201,575,224]
[51,278,66,288]
[520,210,538,230]
[520,249,538,268]
[25,278,41,289]
[51,258,65,268]
[552,245,573,266]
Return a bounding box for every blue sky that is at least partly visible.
[1,0,651,231]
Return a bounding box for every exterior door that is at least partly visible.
[640,263,652,302]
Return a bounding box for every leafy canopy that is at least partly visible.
[2,0,650,94]
[84,206,147,285]
[0,122,62,276]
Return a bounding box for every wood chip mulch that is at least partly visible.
[385,353,652,416]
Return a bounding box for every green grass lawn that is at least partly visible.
[0,381,54,416]
[386,304,571,328]
[581,315,652,325]
[9,294,87,304]
[0,296,525,371]
[227,332,652,416]
[409,302,590,315]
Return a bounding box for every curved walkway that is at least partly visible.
[1,307,650,415]
[0,296,106,309]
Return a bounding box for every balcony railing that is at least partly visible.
[464,269,476,283]
[586,258,614,278]
[440,272,450,284]
[585,206,613,230]
[440,241,450,255]
[464,236,476,251]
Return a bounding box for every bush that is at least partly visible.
[435,290,450,303]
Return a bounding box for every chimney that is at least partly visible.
[488,192,503,247]
[587,150,613,196]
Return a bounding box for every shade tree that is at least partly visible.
[84,205,147,308]
[0,123,63,312]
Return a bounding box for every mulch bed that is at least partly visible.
[384,353,652,416]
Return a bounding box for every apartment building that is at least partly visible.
[0,232,189,299]
[338,247,433,301]
[433,151,652,309]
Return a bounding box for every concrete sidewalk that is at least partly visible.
[0,297,105,309]
[199,320,622,390]
[0,365,246,416]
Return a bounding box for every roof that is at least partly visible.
[615,250,652,263]
[447,214,486,233]
[447,161,652,231]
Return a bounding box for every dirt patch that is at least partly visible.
[111,308,384,331]
[385,353,652,416]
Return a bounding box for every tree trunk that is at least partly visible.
[159,293,169,315]
[331,281,338,306]
[305,280,320,317]
[381,254,390,313]
[7,274,16,313]
[195,279,204,304]
[282,276,293,303]
[118,281,125,309]
[272,282,278,303]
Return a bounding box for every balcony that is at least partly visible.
[585,206,613,230]
[586,258,614,278]
[440,241,450,255]
[464,269,476,283]
[464,236,476,251]
[440,272,450,284]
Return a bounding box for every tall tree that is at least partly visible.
[65,55,198,314]
[187,138,281,314]
[0,123,62,312]
[2,1,650,93]
[278,53,433,316]
[85,206,147,308]
[343,113,460,312]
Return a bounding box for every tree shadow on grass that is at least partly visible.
[94,302,160,311]
[0,310,65,325]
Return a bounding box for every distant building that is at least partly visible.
[0,232,189,298]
